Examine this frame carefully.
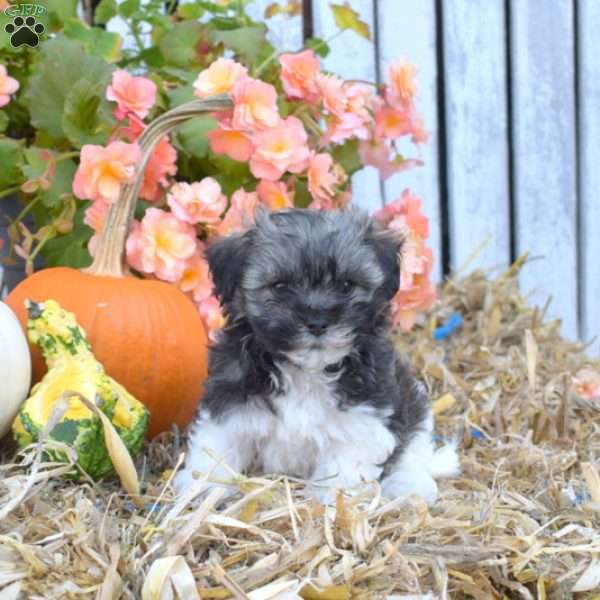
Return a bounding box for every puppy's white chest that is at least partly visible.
[255,364,395,479]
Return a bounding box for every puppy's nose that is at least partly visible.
[305,314,329,336]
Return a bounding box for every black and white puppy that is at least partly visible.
[174,207,458,503]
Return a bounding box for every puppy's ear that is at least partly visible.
[206,229,254,305]
[367,224,403,301]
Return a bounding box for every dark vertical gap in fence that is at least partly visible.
[573,0,583,340]
[302,0,313,41]
[434,0,450,276]
[505,0,516,265]
[373,0,385,207]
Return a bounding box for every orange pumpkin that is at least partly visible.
[6,96,232,438]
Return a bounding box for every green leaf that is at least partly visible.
[21,147,47,181]
[41,205,92,269]
[330,3,372,40]
[23,37,114,141]
[166,83,196,107]
[62,78,114,147]
[293,179,312,208]
[41,159,77,208]
[63,18,123,62]
[118,0,140,18]
[158,21,203,68]
[94,0,118,24]
[305,37,330,58]
[45,0,79,27]
[140,46,165,69]
[0,138,24,189]
[0,112,8,133]
[178,4,204,20]
[331,138,362,176]
[209,24,269,63]
[172,114,216,160]
[209,155,251,196]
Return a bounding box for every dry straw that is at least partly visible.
[1,258,600,599]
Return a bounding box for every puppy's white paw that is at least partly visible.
[381,469,439,505]
[308,484,338,506]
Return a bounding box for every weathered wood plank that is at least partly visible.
[578,0,600,355]
[510,0,578,339]
[312,0,382,213]
[443,0,510,274]
[245,0,303,51]
[377,0,441,281]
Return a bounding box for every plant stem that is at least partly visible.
[12,195,40,226]
[0,185,20,200]
[56,151,80,162]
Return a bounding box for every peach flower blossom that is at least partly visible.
[374,189,429,238]
[126,208,197,281]
[167,178,227,225]
[279,49,320,102]
[256,180,294,210]
[231,77,280,131]
[198,296,226,342]
[193,58,248,98]
[178,247,214,303]
[73,141,141,204]
[387,58,417,108]
[84,199,109,256]
[307,153,347,204]
[216,188,259,236]
[0,65,19,107]
[208,126,254,162]
[106,69,157,120]
[573,368,600,400]
[249,116,310,181]
[375,105,412,139]
[315,73,346,116]
[139,136,177,202]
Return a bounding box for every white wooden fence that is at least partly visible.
[85,1,600,355]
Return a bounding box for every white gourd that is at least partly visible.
[0,301,31,438]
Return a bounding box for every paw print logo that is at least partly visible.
[5,16,45,48]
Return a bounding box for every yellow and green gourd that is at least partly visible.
[13,299,149,479]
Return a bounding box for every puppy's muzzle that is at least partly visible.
[304,313,330,336]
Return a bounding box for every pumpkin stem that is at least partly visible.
[84,95,234,277]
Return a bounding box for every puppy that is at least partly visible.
[174,207,458,503]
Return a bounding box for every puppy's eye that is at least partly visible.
[340,280,354,292]
[272,281,288,291]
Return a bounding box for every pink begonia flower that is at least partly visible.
[84,199,109,256]
[216,188,259,237]
[573,368,600,400]
[0,65,19,107]
[307,153,347,204]
[375,105,412,139]
[315,73,346,116]
[193,58,248,98]
[167,178,227,225]
[139,136,177,202]
[249,116,310,181]
[126,208,197,282]
[279,49,320,103]
[178,247,214,303]
[359,139,423,180]
[374,189,436,331]
[197,296,226,342]
[386,58,417,108]
[231,77,280,131]
[73,141,141,204]
[256,179,294,210]
[374,189,429,238]
[324,111,371,145]
[208,126,254,162]
[106,69,157,121]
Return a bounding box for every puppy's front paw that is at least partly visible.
[381,469,439,505]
